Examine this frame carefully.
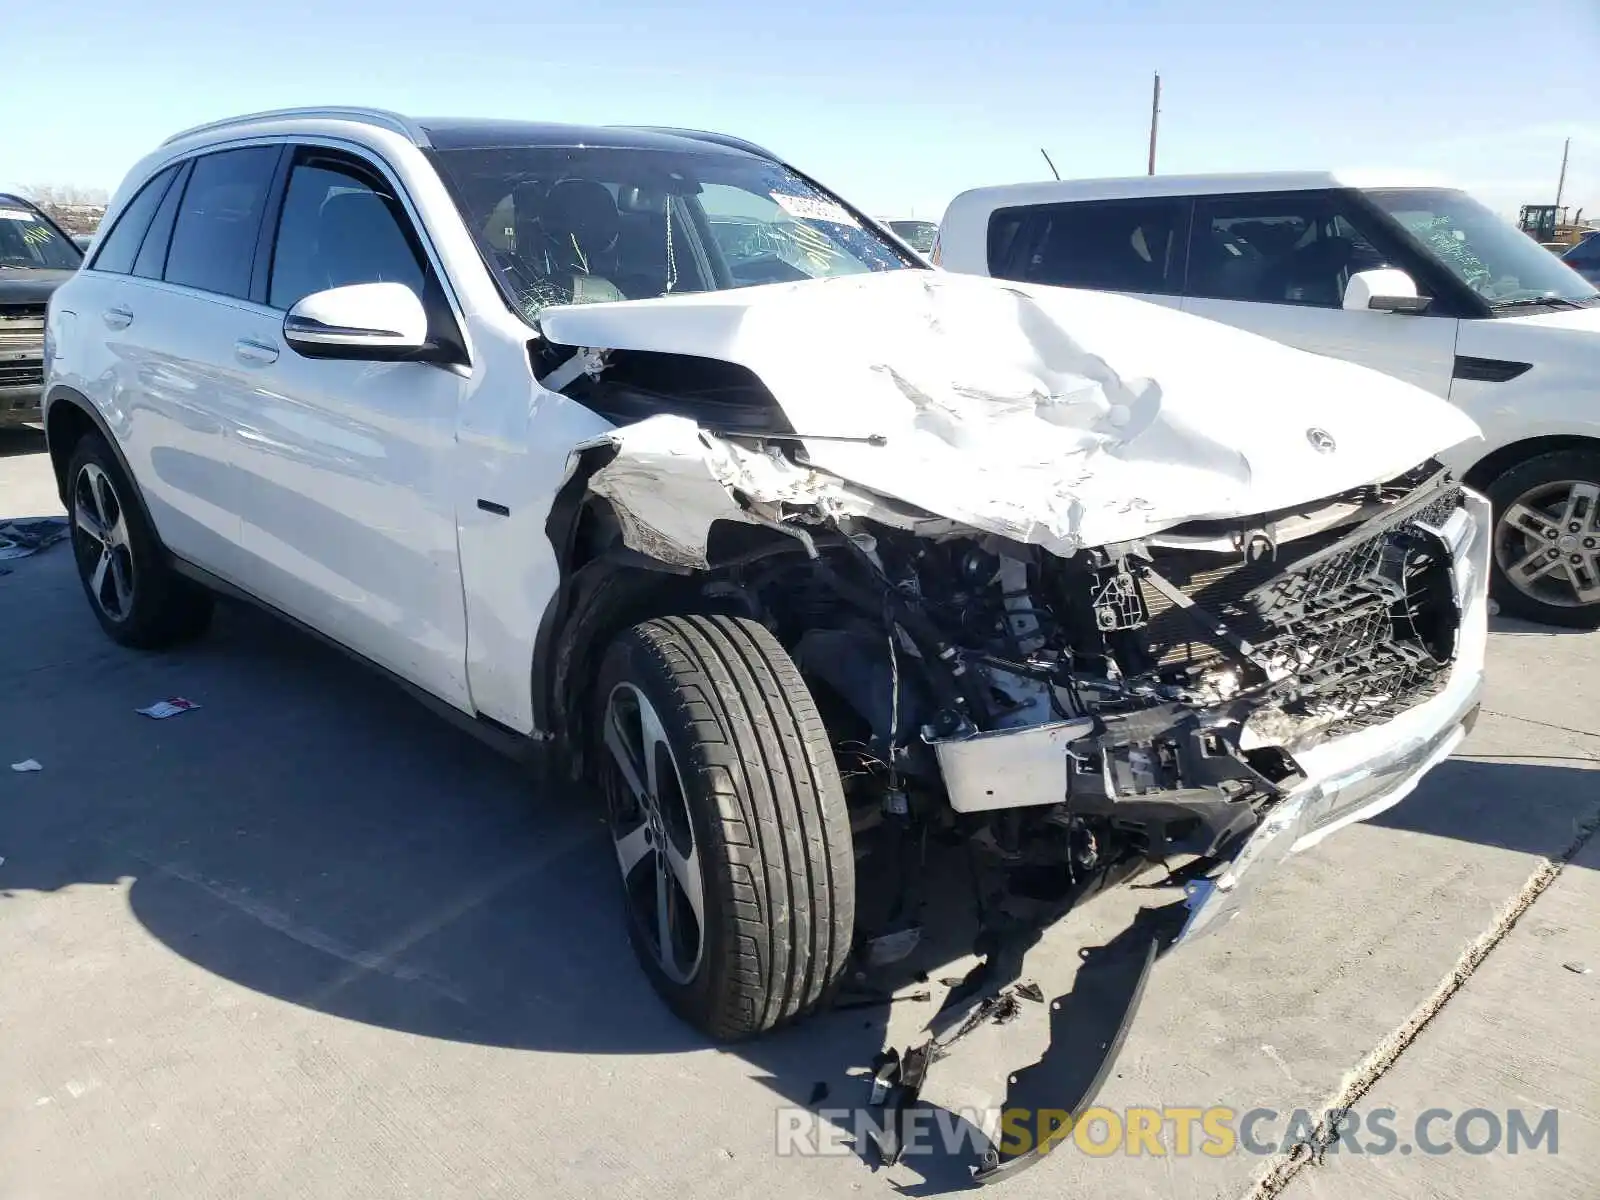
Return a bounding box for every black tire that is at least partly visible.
[66,432,214,648]
[593,613,854,1041]
[1485,448,1600,630]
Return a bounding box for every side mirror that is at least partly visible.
[1344,268,1430,314]
[283,282,432,360]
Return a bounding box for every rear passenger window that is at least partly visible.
[988,199,1190,295]
[90,167,179,275]
[164,147,279,299]
[1187,192,1406,308]
[267,159,425,310]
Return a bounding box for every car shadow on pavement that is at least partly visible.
[1489,615,1597,638]
[1,564,1596,1193]
[0,428,46,458]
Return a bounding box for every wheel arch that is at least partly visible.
[1461,434,1600,493]
[528,443,823,777]
[43,387,153,527]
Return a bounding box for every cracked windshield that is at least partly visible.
[1367,187,1600,306]
[431,145,914,319]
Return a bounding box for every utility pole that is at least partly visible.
[1147,72,1161,175]
[1555,137,1570,211]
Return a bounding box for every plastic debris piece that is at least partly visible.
[1015,980,1045,1003]
[990,991,1022,1026]
[807,1081,830,1106]
[868,1049,898,1106]
[0,517,69,561]
[1563,961,1591,975]
[137,698,201,720]
[864,925,922,967]
[10,760,42,772]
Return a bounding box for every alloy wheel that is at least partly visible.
[1493,480,1600,609]
[73,462,136,622]
[600,682,706,985]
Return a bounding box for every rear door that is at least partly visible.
[127,145,284,577]
[984,196,1191,310]
[68,151,282,578]
[1180,189,1459,397]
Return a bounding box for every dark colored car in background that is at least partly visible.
[1561,231,1600,286]
[0,193,83,428]
[886,218,938,254]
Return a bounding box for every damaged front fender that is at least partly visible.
[571,413,927,569]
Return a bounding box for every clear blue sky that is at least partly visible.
[6,0,1597,221]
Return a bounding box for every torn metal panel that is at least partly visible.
[539,271,1482,553]
[574,414,930,568]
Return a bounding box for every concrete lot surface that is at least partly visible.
[1,427,1595,1199]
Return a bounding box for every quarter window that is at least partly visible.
[164,147,279,299]
[986,198,1191,295]
[132,161,191,280]
[1187,191,1408,308]
[268,159,425,310]
[89,166,179,275]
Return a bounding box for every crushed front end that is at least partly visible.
[714,458,1486,931]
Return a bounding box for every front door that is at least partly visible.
[223,146,473,708]
[1181,190,1459,398]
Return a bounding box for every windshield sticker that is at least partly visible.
[0,208,39,222]
[770,193,858,227]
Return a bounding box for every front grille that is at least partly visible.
[0,303,47,398]
[0,303,47,336]
[0,361,44,389]
[1143,481,1466,738]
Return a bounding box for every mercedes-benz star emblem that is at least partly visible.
[1306,427,1337,454]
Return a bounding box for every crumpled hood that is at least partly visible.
[540,271,1482,551]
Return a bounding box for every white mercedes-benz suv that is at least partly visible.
[45,113,1487,1119]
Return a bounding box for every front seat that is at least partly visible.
[536,179,626,304]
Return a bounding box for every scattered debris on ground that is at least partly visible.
[863,926,922,967]
[0,518,69,562]
[136,698,201,719]
[833,989,932,1012]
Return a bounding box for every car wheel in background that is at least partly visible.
[1486,448,1600,629]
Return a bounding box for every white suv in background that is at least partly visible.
[939,173,1600,628]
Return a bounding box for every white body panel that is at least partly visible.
[1179,296,1459,398]
[221,299,474,707]
[51,272,248,578]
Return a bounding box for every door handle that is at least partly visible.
[234,337,280,366]
[102,306,134,330]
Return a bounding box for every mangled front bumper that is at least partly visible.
[1178,488,1491,942]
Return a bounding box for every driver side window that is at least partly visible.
[267,156,426,311]
[1187,191,1417,308]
